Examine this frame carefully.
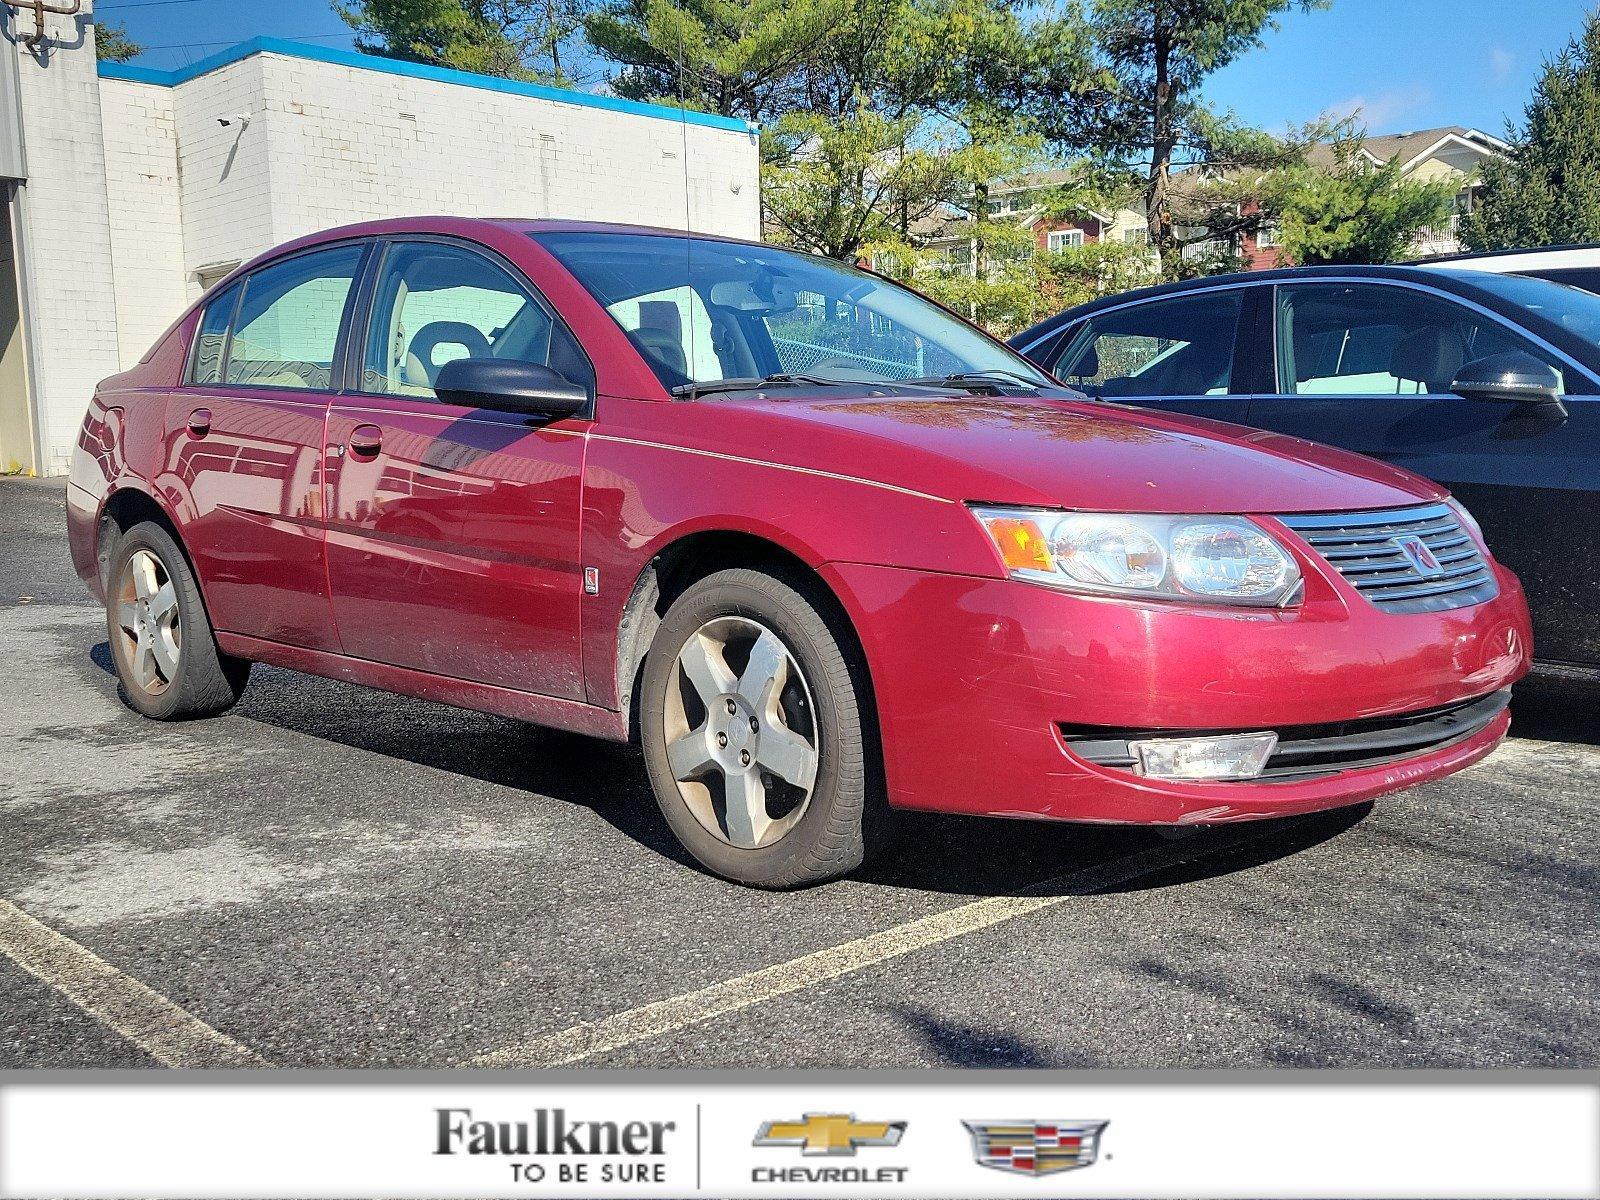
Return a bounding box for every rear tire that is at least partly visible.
[640,567,892,888]
[105,521,250,720]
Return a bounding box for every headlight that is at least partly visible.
[1447,496,1486,546]
[971,507,1302,606]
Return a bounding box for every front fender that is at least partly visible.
[577,426,1001,711]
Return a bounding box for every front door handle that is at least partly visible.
[187,408,211,437]
[346,424,383,458]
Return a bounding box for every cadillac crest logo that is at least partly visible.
[963,1119,1108,1176]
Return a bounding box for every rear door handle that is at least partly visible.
[346,424,383,458]
[187,408,211,436]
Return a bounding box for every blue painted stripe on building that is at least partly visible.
[98,37,755,134]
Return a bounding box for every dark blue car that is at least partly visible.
[1011,265,1600,671]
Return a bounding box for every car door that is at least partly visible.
[167,242,369,651]
[322,237,595,698]
[1246,279,1598,663]
[1040,286,1254,424]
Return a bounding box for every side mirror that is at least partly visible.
[433,359,588,419]
[1450,351,1567,414]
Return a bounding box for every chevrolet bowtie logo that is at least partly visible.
[753,1113,906,1156]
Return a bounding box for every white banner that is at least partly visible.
[0,1080,1595,1199]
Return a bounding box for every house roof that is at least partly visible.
[1306,125,1508,172]
[989,168,1079,196]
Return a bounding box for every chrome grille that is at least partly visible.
[1277,503,1498,614]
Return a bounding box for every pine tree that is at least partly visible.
[1043,0,1330,278]
[337,0,595,85]
[585,0,1085,262]
[95,19,144,63]
[583,0,843,122]
[1463,11,1600,251]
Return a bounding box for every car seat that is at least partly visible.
[632,327,690,382]
[406,321,493,389]
[1390,326,1468,394]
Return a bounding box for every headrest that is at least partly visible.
[1391,326,1465,392]
[632,326,688,381]
[407,321,493,386]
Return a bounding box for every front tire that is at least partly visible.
[640,568,892,888]
[105,521,250,720]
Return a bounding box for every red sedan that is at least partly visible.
[66,218,1532,887]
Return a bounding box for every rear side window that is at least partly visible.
[1055,291,1244,398]
[221,245,365,391]
[188,282,242,385]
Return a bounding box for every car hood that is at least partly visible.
[714,392,1445,514]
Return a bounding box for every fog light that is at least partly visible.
[1128,732,1279,781]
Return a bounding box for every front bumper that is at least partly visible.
[822,559,1531,824]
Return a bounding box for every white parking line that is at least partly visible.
[472,819,1302,1068]
[0,899,269,1068]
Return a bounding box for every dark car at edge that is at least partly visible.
[1012,263,1600,673]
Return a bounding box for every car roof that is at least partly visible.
[1412,242,1600,265]
[272,215,770,254]
[1009,261,1600,388]
[1010,262,1528,350]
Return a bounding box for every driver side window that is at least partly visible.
[362,242,592,400]
[1274,283,1565,396]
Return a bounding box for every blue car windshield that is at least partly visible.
[1445,268,1600,346]
[533,231,1053,390]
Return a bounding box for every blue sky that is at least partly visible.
[1206,0,1597,136]
[101,0,1595,138]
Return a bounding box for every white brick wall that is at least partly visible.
[144,49,759,311]
[10,35,761,473]
[100,79,187,367]
[168,56,277,293]
[251,54,759,247]
[8,4,124,474]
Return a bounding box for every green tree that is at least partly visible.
[762,109,957,260]
[586,0,1087,261]
[1463,10,1600,250]
[584,0,843,121]
[95,18,144,63]
[871,226,1159,339]
[1047,0,1330,278]
[337,0,594,84]
[1265,131,1455,265]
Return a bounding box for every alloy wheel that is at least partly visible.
[115,548,181,694]
[663,615,820,849]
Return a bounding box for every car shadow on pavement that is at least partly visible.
[89,643,1373,899]
[856,803,1372,898]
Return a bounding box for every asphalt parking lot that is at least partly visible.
[1,477,1595,1070]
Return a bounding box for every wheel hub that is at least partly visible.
[710,694,760,768]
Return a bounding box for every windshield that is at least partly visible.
[533,231,1053,391]
[1443,268,1600,345]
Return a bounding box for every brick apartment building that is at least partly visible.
[917,127,1507,277]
